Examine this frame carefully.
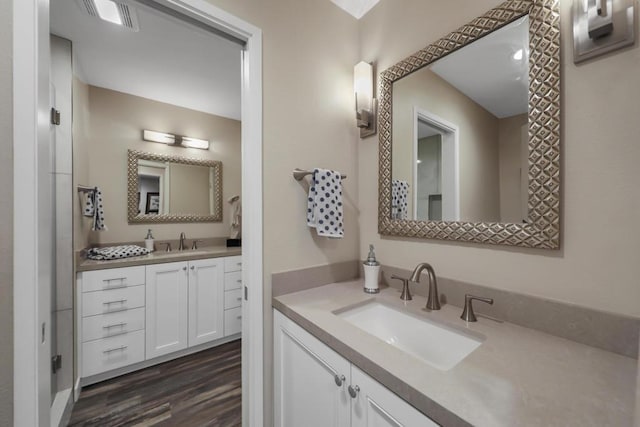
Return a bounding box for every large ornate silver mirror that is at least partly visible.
[379,0,560,249]
[127,150,223,223]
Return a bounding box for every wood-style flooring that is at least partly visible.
[69,340,241,427]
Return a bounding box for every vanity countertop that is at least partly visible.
[273,280,639,427]
[76,246,241,272]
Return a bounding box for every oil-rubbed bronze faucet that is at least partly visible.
[460,294,494,322]
[409,263,440,310]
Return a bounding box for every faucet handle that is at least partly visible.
[159,242,172,252]
[390,275,412,301]
[460,294,494,322]
[191,239,203,250]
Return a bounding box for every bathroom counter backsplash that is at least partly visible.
[273,281,639,427]
[76,242,241,272]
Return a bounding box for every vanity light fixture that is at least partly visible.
[354,61,377,138]
[142,130,210,150]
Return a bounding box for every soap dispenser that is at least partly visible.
[363,244,380,294]
[145,229,155,252]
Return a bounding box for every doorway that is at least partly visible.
[13,1,263,426]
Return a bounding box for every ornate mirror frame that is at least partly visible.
[378,0,560,249]
[127,149,223,224]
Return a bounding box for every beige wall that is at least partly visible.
[74,85,241,246]
[359,0,640,317]
[393,68,500,221]
[0,0,13,423]
[168,163,212,215]
[498,113,528,223]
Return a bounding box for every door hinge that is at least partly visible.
[51,355,62,374]
[244,286,248,301]
[50,108,60,125]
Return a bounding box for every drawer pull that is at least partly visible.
[236,262,242,266]
[103,345,128,354]
[236,279,242,283]
[236,315,242,320]
[103,278,127,289]
[236,297,242,301]
[103,299,127,305]
[103,322,127,329]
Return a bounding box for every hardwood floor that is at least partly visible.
[69,340,241,427]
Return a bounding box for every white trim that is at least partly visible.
[15,1,264,426]
[412,107,460,221]
[13,0,47,425]
[50,388,72,427]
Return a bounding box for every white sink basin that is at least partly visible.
[336,302,482,370]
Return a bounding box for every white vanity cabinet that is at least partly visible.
[146,258,225,358]
[79,266,147,378]
[223,255,243,336]
[274,310,437,427]
[78,254,240,383]
[145,261,189,358]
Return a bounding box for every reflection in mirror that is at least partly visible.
[128,150,222,224]
[392,16,529,223]
[137,160,215,216]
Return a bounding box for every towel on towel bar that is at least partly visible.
[306,168,344,238]
[392,179,409,220]
[82,187,108,231]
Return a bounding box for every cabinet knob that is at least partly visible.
[348,385,360,398]
[190,266,195,270]
[183,266,187,271]
[334,374,346,387]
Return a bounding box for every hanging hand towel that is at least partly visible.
[87,245,149,261]
[392,179,409,220]
[306,168,344,238]
[83,187,108,231]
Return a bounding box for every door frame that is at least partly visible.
[12,0,264,425]
[412,107,460,221]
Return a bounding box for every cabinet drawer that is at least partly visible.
[82,307,145,343]
[224,289,242,310]
[224,307,242,336]
[81,266,145,293]
[82,329,145,377]
[82,285,145,317]
[224,271,242,290]
[224,256,242,272]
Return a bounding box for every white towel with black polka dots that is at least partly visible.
[392,179,409,220]
[86,245,149,260]
[83,187,108,231]
[306,168,344,238]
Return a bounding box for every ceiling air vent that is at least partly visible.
[76,0,140,32]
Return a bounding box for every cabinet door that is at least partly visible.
[146,261,188,359]
[274,310,350,427]
[350,365,438,427]
[188,258,224,347]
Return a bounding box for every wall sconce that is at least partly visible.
[572,0,635,63]
[142,130,210,150]
[354,61,377,138]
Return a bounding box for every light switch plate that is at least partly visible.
[573,0,636,63]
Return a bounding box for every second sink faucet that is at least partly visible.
[409,263,441,310]
[178,232,186,251]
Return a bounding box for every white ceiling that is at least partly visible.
[330,0,380,19]
[430,16,529,118]
[50,0,242,120]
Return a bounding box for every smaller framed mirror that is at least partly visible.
[127,149,223,224]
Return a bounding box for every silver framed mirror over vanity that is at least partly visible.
[127,149,223,224]
[378,0,560,249]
